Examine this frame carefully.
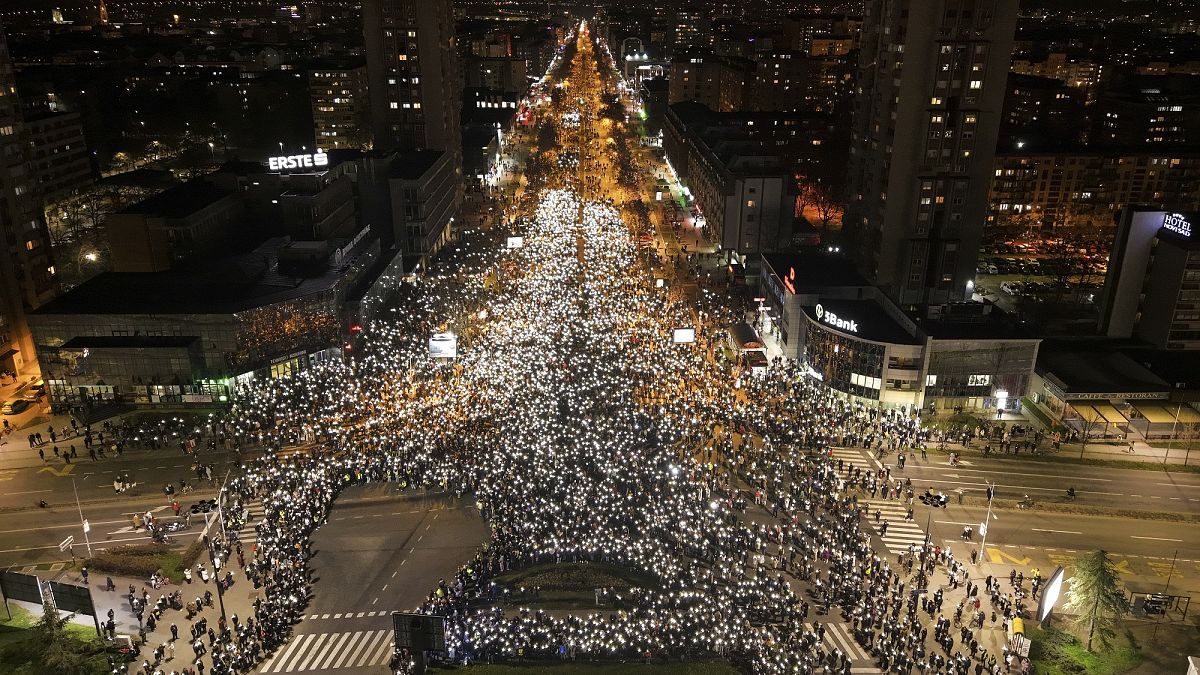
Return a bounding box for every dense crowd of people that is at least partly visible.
[126,22,1042,675]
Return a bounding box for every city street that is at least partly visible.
[0,493,227,569]
[250,488,488,674]
[3,16,1195,675]
[893,451,1200,513]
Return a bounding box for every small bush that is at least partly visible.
[88,543,186,579]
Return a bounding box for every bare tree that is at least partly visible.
[1075,406,1106,458]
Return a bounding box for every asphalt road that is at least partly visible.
[251,488,489,675]
[0,493,220,569]
[0,445,244,511]
[891,451,1200,513]
[915,502,1200,600]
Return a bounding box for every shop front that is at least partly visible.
[799,299,927,409]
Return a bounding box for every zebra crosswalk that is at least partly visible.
[256,629,393,673]
[307,611,395,620]
[805,622,880,673]
[235,499,264,546]
[864,500,926,554]
[827,446,882,474]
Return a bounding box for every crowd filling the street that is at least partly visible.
[104,21,1049,675]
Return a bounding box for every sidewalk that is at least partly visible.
[80,560,259,673]
[931,428,1200,468]
[0,406,232,472]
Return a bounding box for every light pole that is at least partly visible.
[71,477,93,557]
[977,480,996,566]
[204,535,228,622]
[208,142,215,161]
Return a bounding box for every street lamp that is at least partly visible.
[204,535,228,622]
[71,477,93,557]
[208,142,215,160]
[977,480,997,566]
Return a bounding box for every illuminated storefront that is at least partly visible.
[760,251,1040,411]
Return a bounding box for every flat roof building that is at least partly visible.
[759,250,1039,412]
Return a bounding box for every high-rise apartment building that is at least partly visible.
[309,61,373,150]
[362,0,463,259]
[846,0,1017,307]
[362,0,462,160]
[0,22,56,376]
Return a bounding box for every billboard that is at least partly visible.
[47,580,95,615]
[672,328,695,344]
[429,333,458,359]
[507,236,525,249]
[392,612,446,652]
[1037,566,1066,622]
[0,571,43,605]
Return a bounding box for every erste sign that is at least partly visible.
[815,304,858,333]
[268,152,329,172]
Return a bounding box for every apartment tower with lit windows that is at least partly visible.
[0,21,55,376]
[361,0,463,258]
[845,0,1018,308]
[363,0,462,160]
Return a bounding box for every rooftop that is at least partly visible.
[1037,340,1170,397]
[390,150,446,180]
[119,179,232,218]
[762,250,869,292]
[33,255,342,316]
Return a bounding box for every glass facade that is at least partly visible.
[805,321,886,400]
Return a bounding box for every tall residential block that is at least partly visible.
[309,61,373,150]
[362,0,462,160]
[362,0,462,260]
[0,22,56,376]
[846,0,1018,307]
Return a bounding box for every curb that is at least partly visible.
[0,489,224,514]
[960,495,1200,523]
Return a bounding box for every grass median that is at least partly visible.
[490,561,657,610]
[85,539,206,581]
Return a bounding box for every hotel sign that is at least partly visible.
[1162,212,1193,238]
[815,304,858,333]
[268,152,329,172]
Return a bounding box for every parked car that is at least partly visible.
[1,399,31,415]
[22,380,45,401]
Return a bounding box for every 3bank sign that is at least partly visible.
[267,152,329,172]
[815,304,859,333]
[1162,212,1193,238]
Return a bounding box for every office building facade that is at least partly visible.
[1099,207,1200,350]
